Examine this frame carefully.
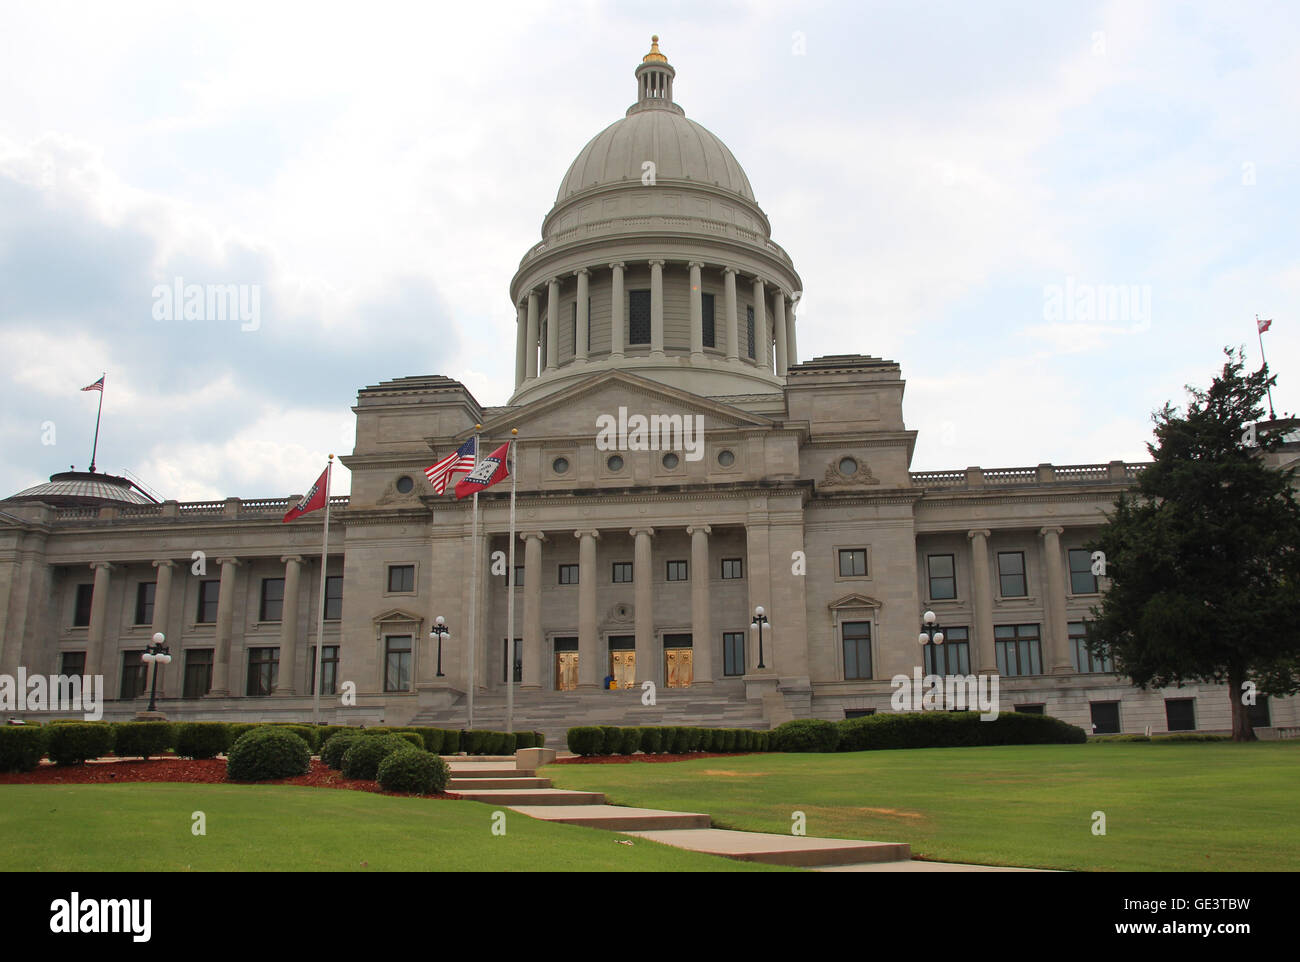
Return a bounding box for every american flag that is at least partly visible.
[425,437,476,494]
[81,375,104,392]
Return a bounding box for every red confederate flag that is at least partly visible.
[283,465,329,522]
[454,441,511,499]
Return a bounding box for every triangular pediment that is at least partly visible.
[471,370,776,442]
[373,608,424,627]
[828,592,883,611]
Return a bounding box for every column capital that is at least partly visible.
[751,275,767,288]
[151,559,175,570]
[573,266,590,277]
[573,529,601,541]
[1038,525,1065,539]
[89,561,114,572]
[687,260,705,270]
[628,526,656,538]
[519,531,547,542]
[280,554,306,565]
[966,529,991,541]
[722,265,738,276]
[214,557,242,567]
[648,258,665,268]
[685,523,712,536]
[608,261,626,270]
[527,288,539,301]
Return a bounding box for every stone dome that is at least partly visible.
[555,110,755,204]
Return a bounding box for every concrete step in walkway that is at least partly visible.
[447,787,606,806]
[508,804,712,831]
[624,828,908,867]
[446,777,551,790]
[444,762,537,779]
[814,860,1046,872]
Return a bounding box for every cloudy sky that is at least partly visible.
[1,0,1296,500]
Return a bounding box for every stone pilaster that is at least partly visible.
[1040,526,1072,672]
[967,530,995,674]
[276,555,304,694]
[688,261,704,359]
[521,532,545,690]
[609,262,625,358]
[85,561,113,678]
[687,524,712,686]
[631,527,655,682]
[208,557,240,696]
[649,260,665,357]
[574,267,590,363]
[576,529,601,689]
[150,560,175,696]
[723,267,739,361]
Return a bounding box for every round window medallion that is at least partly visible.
[717,449,736,467]
[662,452,680,469]
[552,457,569,475]
[607,454,625,472]
[395,475,414,493]
[839,457,858,476]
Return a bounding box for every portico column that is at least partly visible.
[150,560,174,697]
[723,268,739,360]
[84,561,113,678]
[967,531,996,674]
[688,261,704,359]
[576,530,601,689]
[208,557,240,696]
[609,262,625,358]
[751,276,768,370]
[787,297,798,366]
[276,555,304,694]
[521,532,545,690]
[545,278,560,371]
[773,289,788,376]
[649,260,665,357]
[525,291,539,379]
[631,527,655,682]
[687,524,713,686]
[1040,526,1073,672]
[574,268,590,363]
[514,300,527,388]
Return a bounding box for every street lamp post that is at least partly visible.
[141,632,172,714]
[750,606,770,670]
[917,610,945,712]
[430,616,450,678]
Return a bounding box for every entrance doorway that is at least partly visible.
[608,635,635,689]
[663,632,693,688]
[554,637,578,691]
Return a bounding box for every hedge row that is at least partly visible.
[566,726,771,757]
[774,712,1089,753]
[1088,733,1229,743]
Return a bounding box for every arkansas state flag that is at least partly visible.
[454,442,511,499]
[283,466,329,521]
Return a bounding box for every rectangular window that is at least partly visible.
[612,562,633,583]
[927,554,956,600]
[746,306,756,359]
[702,293,716,348]
[924,626,970,676]
[134,582,156,626]
[503,637,522,684]
[246,647,279,696]
[385,636,412,692]
[260,577,285,622]
[506,565,524,587]
[324,575,343,620]
[1070,621,1113,673]
[387,564,415,593]
[197,581,220,623]
[558,564,579,585]
[842,620,872,680]
[308,645,339,696]
[844,709,876,719]
[723,631,745,676]
[1068,548,1098,594]
[838,548,868,577]
[1165,698,1196,732]
[120,651,148,699]
[1090,700,1120,735]
[721,557,743,580]
[997,551,1027,597]
[666,560,688,582]
[60,651,86,677]
[73,584,94,627]
[629,290,651,344]
[183,649,214,698]
[995,624,1042,677]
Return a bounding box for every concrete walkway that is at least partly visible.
[446,756,1039,872]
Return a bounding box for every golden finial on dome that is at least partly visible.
[642,35,668,63]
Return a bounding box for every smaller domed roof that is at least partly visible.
[5,470,155,507]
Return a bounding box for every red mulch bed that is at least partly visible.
[0,758,451,798]
[554,752,760,764]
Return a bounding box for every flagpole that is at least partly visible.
[466,424,482,731]
[312,455,333,725]
[505,429,518,737]
[1257,315,1276,420]
[89,372,105,472]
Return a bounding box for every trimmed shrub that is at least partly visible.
[47,722,114,765]
[441,729,461,754]
[395,732,424,750]
[688,728,707,752]
[225,727,311,782]
[0,725,46,772]
[460,730,492,755]
[316,725,353,748]
[616,728,641,755]
[377,747,449,794]
[113,722,175,759]
[174,722,231,759]
[342,734,413,780]
[657,727,679,754]
[836,712,1087,752]
[514,731,536,750]
[599,727,621,755]
[534,731,546,749]
[499,732,518,754]
[638,727,663,754]
[732,729,748,752]
[415,728,443,753]
[773,719,841,753]
[567,726,604,756]
[269,724,320,752]
[701,729,719,752]
[321,731,368,769]
[720,729,737,753]
[225,723,269,746]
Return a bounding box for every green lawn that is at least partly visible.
[0,784,790,872]
[546,742,1300,871]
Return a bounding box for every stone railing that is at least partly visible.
[50,496,351,524]
[910,461,1150,490]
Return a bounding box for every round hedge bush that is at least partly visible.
[773,719,841,753]
[321,731,367,769]
[47,722,114,765]
[342,734,412,780]
[567,726,604,756]
[175,722,230,759]
[376,747,449,794]
[225,727,311,782]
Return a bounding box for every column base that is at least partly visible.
[206,689,230,698]
[133,710,168,721]
[273,688,298,696]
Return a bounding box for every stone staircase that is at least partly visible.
[412,687,768,749]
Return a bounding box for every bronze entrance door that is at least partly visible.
[610,650,636,689]
[554,651,579,691]
[664,633,693,688]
